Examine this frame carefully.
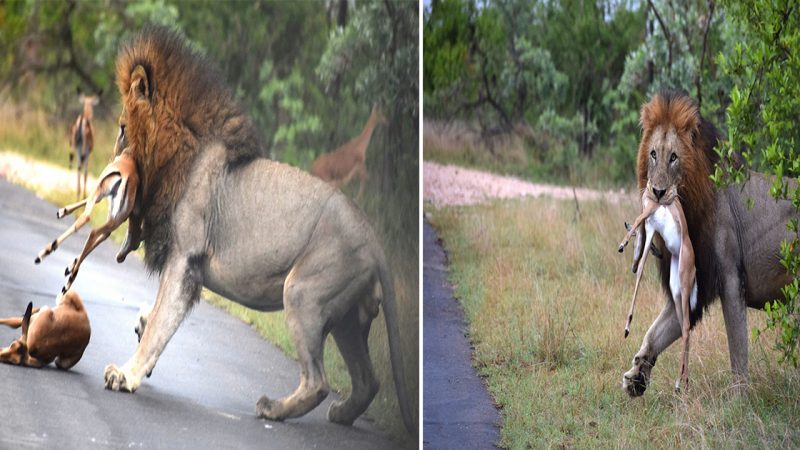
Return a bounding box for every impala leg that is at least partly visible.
[675,250,696,393]
[58,199,88,219]
[82,162,89,200]
[355,164,367,201]
[619,200,659,252]
[35,211,93,264]
[76,163,81,200]
[625,227,654,337]
[63,220,119,291]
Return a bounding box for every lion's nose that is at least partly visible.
[652,187,666,200]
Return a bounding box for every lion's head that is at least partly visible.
[637,90,717,206]
[112,26,262,271]
[636,90,721,323]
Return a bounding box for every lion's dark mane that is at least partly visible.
[637,90,722,325]
[115,25,264,271]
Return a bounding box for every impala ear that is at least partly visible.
[130,65,151,102]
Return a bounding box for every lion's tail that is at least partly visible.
[376,251,415,434]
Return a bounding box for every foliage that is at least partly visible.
[601,0,729,183]
[423,0,570,133]
[529,109,582,180]
[423,0,749,186]
[715,0,800,366]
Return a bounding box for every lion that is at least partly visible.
[101,26,414,433]
[622,90,798,397]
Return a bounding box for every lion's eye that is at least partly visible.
[650,150,656,160]
[669,152,677,163]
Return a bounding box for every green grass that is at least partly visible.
[428,196,800,448]
[0,104,417,445]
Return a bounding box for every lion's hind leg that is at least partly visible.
[328,295,380,425]
[256,273,329,421]
[257,251,373,423]
[256,288,330,421]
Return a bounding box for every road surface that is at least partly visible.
[423,220,500,448]
[0,177,403,449]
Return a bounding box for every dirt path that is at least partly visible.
[424,160,630,207]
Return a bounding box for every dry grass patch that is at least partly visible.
[0,103,119,176]
[429,196,800,448]
[423,120,528,174]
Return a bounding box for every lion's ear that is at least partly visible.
[677,105,700,136]
[130,65,151,103]
[640,102,654,131]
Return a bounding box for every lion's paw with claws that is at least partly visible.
[104,364,139,393]
[256,395,284,421]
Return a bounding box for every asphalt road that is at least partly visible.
[423,220,500,448]
[0,178,403,449]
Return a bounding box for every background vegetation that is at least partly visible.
[424,0,731,185]
[712,0,800,368]
[0,0,417,441]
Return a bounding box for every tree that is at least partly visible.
[715,0,800,365]
[424,0,643,161]
[602,0,730,182]
[423,0,570,136]
[319,0,418,203]
[0,0,180,110]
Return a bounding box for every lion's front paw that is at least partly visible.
[622,370,647,397]
[256,395,284,421]
[104,364,139,393]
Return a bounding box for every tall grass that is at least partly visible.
[429,196,800,448]
[423,120,623,189]
[0,104,417,444]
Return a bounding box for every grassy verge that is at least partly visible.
[428,196,800,448]
[0,103,120,177]
[0,105,417,444]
